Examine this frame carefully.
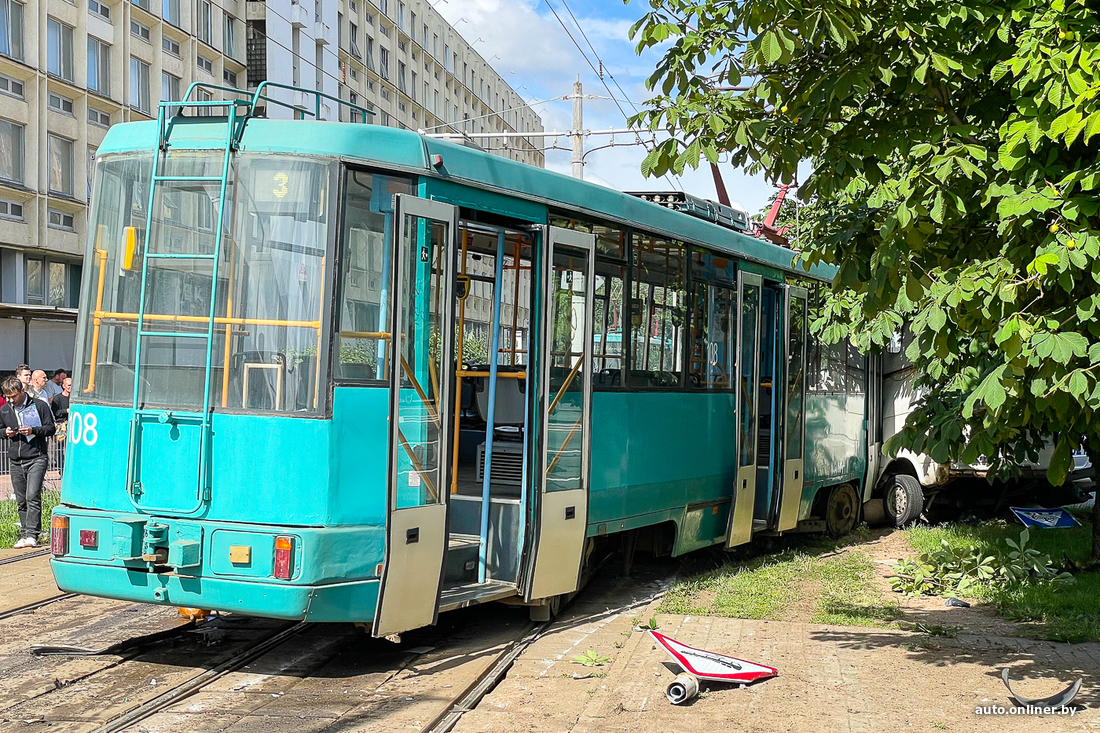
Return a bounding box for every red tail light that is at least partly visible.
[51,515,69,556]
[273,536,294,580]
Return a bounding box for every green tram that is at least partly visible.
[50,86,873,633]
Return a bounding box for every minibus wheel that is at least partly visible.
[884,474,924,527]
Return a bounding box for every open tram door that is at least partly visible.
[726,271,762,547]
[373,195,457,638]
[525,226,595,602]
[776,285,808,531]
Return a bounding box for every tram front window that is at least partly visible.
[77,151,336,416]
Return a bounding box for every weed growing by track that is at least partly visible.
[0,488,61,546]
[905,518,1100,642]
[660,532,901,627]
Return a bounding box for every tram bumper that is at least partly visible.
[48,508,385,622]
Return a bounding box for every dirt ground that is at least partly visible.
[457,532,1100,733]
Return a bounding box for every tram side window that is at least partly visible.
[687,249,736,390]
[334,169,414,382]
[593,259,625,386]
[550,213,627,389]
[806,284,866,394]
[629,233,686,388]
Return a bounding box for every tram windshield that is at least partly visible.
[77,150,336,416]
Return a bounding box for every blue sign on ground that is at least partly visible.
[1009,507,1081,529]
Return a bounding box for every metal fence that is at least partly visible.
[0,429,67,481]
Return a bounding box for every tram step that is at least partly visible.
[445,533,481,585]
[438,579,518,613]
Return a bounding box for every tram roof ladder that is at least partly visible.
[124,83,373,505]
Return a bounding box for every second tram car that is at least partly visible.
[50,85,875,633]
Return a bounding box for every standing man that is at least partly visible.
[15,364,31,392]
[29,370,49,402]
[1,375,56,548]
[42,369,66,402]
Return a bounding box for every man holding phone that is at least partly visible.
[1,376,56,548]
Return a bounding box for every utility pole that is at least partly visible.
[571,77,583,180]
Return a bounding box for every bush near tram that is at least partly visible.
[630,0,1100,563]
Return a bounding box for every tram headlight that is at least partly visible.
[51,515,70,556]
[273,536,295,580]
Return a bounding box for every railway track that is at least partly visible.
[0,592,76,621]
[0,548,50,566]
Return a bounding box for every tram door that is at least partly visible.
[777,286,808,531]
[726,271,762,548]
[374,195,457,638]
[526,227,595,601]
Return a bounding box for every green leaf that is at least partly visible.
[759,31,782,64]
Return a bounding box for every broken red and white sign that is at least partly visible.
[649,630,777,684]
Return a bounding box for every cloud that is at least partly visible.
[434,0,779,216]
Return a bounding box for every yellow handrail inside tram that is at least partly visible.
[400,355,440,427]
[450,228,470,495]
[313,256,325,410]
[84,240,108,393]
[548,355,584,415]
[397,427,439,502]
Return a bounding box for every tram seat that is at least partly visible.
[471,366,526,441]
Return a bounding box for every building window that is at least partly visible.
[380,110,389,126]
[131,0,150,11]
[0,72,23,98]
[88,0,110,20]
[348,0,354,10]
[47,18,75,82]
[349,22,359,57]
[48,91,75,115]
[379,47,388,79]
[223,68,237,87]
[198,0,212,45]
[47,208,75,231]
[397,61,406,93]
[162,0,179,26]
[162,35,180,56]
[130,18,150,42]
[0,197,23,220]
[48,134,74,196]
[196,88,212,116]
[364,11,372,24]
[379,0,387,14]
[130,56,151,113]
[25,256,43,303]
[379,23,388,37]
[0,0,24,61]
[396,1,403,29]
[224,15,236,57]
[365,37,373,70]
[197,53,213,74]
[162,71,180,101]
[397,39,404,52]
[398,101,404,112]
[88,106,111,127]
[87,37,111,95]
[0,119,23,184]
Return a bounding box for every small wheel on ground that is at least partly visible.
[825,483,859,537]
[883,474,924,527]
[529,594,562,622]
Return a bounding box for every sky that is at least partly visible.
[432,0,779,217]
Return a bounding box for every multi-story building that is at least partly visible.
[0,0,248,369]
[331,0,543,167]
[0,0,541,371]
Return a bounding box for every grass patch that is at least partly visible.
[661,540,900,628]
[902,518,1100,642]
[0,487,62,547]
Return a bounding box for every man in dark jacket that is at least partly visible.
[1,375,56,548]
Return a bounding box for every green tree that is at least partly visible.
[630,0,1100,562]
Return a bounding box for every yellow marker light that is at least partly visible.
[229,545,252,565]
[122,226,138,270]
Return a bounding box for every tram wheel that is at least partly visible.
[529,595,562,623]
[825,483,859,537]
[883,474,924,527]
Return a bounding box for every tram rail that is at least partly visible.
[0,548,51,566]
[0,592,77,621]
